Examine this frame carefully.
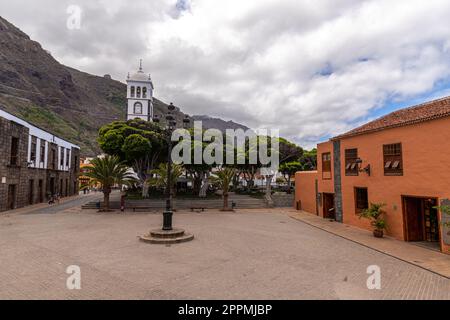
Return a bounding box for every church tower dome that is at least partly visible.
[126,60,154,121]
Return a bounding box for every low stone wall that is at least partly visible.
[271,193,294,208]
[83,196,268,210]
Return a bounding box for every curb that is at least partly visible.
[288,213,450,280]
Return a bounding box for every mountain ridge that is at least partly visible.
[191,115,250,131]
[0,16,250,156]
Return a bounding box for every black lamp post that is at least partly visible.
[153,103,190,231]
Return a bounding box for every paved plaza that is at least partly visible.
[0,201,449,300]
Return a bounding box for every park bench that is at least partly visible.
[132,206,157,212]
[126,201,165,212]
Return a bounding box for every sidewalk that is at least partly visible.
[286,209,450,279]
[0,192,102,216]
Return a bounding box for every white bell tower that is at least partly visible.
[126,60,154,121]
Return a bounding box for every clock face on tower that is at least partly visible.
[134,102,143,114]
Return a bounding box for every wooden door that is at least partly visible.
[404,197,424,241]
[7,185,16,210]
[28,180,34,205]
[323,193,335,219]
[49,178,55,196]
[38,180,44,203]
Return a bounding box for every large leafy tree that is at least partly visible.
[278,138,304,164]
[260,137,303,200]
[279,161,304,193]
[85,155,136,211]
[179,129,215,197]
[98,119,166,196]
[299,148,317,171]
[231,136,263,190]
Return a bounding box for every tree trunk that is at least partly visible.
[199,173,210,198]
[223,193,229,211]
[265,175,274,207]
[287,174,292,194]
[193,176,202,195]
[232,173,239,189]
[142,183,149,198]
[103,189,111,211]
[172,183,177,198]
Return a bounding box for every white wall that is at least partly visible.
[0,109,79,171]
[126,79,154,121]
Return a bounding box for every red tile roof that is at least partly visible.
[333,96,450,140]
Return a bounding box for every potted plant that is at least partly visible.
[359,203,387,238]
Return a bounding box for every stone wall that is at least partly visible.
[333,140,343,223]
[0,117,80,212]
[272,193,295,207]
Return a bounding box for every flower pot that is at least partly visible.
[373,229,384,238]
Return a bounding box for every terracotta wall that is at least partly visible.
[317,142,335,218]
[338,116,450,253]
[295,171,318,215]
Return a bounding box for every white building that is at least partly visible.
[0,109,79,172]
[126,60,154,121]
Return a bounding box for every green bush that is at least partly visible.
[359,203,387,231]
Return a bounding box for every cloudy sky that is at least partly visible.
[2,0,450,148]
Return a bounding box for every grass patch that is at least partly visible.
[19,106,79,141]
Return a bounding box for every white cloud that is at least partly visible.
[2,0,450,148]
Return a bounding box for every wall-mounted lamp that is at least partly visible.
[355,158,371,176]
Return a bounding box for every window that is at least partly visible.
[134,102,143,114]
[51,149,56,170]
[60,148,64,166]
[143,87,147,98]
[30,140,37,163]
[136,87,141,98]
[66,148,70,167]
[10,137,19,166]
[40,144,45,163]
[345,148,358,176]
[130,86,135,97]
[383,143,403,176]
[322,152,332,179]
[354,187,368,213]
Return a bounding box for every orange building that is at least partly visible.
[295,97,450,254]
[79,158,100,191]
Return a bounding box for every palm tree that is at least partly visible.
[210,167,236,211]
[146,163,184,197]
[85,155,135,211]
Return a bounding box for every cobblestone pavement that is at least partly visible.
[0,205,449,299]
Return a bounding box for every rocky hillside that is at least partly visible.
[0,16,188,156]
[0,16,250,156]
